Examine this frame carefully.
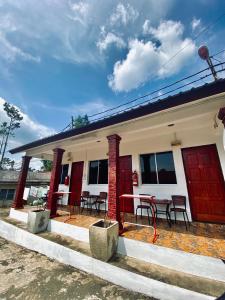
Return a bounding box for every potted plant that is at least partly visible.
[27,199,50,234]
[89,217,119,262]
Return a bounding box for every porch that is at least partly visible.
[18,205,225,260]
[9,80,225,246]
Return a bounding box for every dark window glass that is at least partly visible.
[98,160,108,184]
[60,164,69,184]
[6,189,15,200]
[140,151,176,184]
[0,189,7,200]
[88,159,108,184]
[140,154,157,184]
[89,161,98,184]
[156,152,177,184]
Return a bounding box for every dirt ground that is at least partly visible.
[0,237,153,300]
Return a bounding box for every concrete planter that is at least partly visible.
[27,209,50,234]
[89,220,119,262]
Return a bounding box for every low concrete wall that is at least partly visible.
[0,220,214,300]
[9,208,225,283]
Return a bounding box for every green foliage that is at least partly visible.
[0,102,23,169]
[41,160,53,172]
[1,157,15,169]
[72,114,89,129]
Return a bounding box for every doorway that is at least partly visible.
[69,161,84,206]
[119,155,134,213]
[182,144,225,223]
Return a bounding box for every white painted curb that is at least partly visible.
[0,220,215,300]
[9,208,225,283]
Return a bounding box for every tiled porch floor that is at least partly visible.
[54,207,225,260]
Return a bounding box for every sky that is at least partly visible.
[0,0,225,168]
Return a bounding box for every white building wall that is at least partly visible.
[59,123,225,221]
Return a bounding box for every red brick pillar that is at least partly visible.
[47,148,65,218]
[107,134,122,228]
[12,155,31,209]
[218,107,225,127]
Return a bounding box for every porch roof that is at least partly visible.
[10,79,225,154]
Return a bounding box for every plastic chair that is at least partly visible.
[170,195,190,230]
[94,192,107,214]
[80,191,90,213]
[136,194,153,225]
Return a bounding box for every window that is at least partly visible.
[140,151,177,184]
[60,164,69,184]
[0,189,15,201]
[89,159,108,184]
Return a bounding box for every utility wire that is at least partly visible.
[60,12,225,132]
[60,65,225,131]
[90,67,225,123]
[60,62,225,131]
[87,12,225,119]
[88,61,224,119]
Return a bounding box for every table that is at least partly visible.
[119,194,158,243]
[152,199,172,227]
[86,195,100,213]
[53,191,74,222]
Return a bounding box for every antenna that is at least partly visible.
[198,45,218,81]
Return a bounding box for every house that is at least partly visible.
[0,170,51,206]
[9,79,225,224]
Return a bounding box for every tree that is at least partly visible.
[71,114,89,129]
[0,102,23,169]
[1,157,15,170]
[41,160,53,172]
[0,122,8,156]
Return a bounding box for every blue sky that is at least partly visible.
[0,0,225,166]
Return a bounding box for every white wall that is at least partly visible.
[60,121,225,221]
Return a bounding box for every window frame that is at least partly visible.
[139,151,177,185]
[88,159,108,185]
[0,189,15,201]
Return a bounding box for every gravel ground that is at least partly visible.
[0,237,154,300]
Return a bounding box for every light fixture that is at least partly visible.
[67,152,72,161]
[214,114,218,129]
[171,132,182,147]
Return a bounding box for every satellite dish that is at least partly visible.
[198,45,209,60]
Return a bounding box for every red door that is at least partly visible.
[69,161,84,206]
[119,155,134,213]
[182,145,225,223]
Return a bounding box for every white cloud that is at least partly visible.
[0,0,174,68]
[32,98,111,118]
[109,20,196,92]
[97,27,126,52]
[0,97,55,153]
[142,19,151,35]
[191,17,201,32]
[110,3,139,26]
[0,33,40,63]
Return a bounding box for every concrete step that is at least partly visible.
[0,216,224,300]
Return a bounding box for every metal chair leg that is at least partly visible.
[147,209,150,225]
[185,211,190,226]
[136,207,138,223]
[174,211,177,224]
[183,212,188,230]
